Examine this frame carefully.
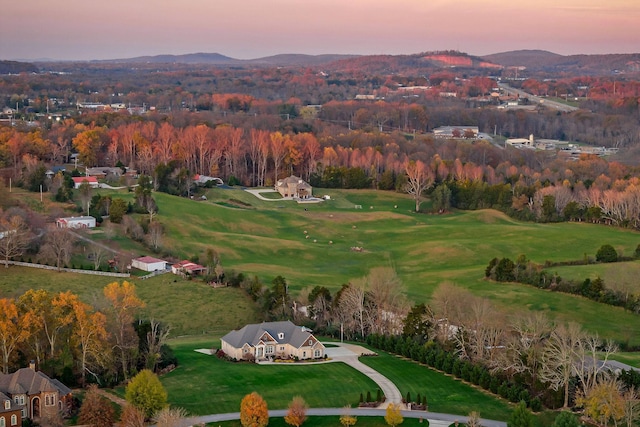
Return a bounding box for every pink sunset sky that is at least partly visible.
[1,0,638,61]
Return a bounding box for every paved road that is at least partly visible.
[498,82,579,113]
[185,408,506,427]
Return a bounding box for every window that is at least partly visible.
[10,415,16,427]
[0,416,5,427]
[279,346,284,351]
[45,394,55,406]
[314,349,321,358]
[308,340,313,345]
[278,333,284,340]
[266,346,274,354]
[3,401,8,410]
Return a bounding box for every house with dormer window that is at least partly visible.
[221,320,325,361]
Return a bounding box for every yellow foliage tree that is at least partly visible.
[340,405,357,427]
[240,392,269,427]
[384,403,404,427]
[0,298,30,373]
[577,378,625,427]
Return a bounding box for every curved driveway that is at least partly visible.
[244,342,505,426]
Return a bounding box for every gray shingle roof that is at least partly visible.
[222,321,316,349]
[0,368,69,397]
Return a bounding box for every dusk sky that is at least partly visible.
[1,0,638,61]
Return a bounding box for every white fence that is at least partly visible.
[5,260,130,278]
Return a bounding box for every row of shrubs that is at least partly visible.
[485,251,640,321]
[358,390,384,407]
[365,334,547,411]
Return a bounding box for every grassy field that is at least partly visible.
[214,417,434,427]
[4,186,640,345]
[358,351,513,421]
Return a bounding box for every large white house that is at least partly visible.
[221,321,325,362]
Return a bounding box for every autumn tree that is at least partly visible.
[72,300,108,386]
[240,392,269,427]
[0,214,31,267]
[119,404,146,427]
[404,160,434,212]
[18,290,77,361]
[104,281,145,379]
[154,407,189,427]
[466,411,482,427]
[0,298,30,373]
[125,369,168,419]
[384,403,404,427]
[339,406,358,427]
[72,128,106,167]
[270,131,287,184]
[78,384,116,427]
[284,396,308,427]
[577,378,625,427]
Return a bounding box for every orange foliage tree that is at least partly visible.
[240,392,269,427]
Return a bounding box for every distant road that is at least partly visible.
[498,82,579,113]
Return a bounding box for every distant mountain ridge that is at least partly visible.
[482,50,640,74]
[0,60,38,74]
[94,52,358,66]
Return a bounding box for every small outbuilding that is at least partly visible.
[72,176,99,189]
[131,256,168,272]
[172,260,206,276]
[56,216,96,229]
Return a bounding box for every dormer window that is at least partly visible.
[4,400,10,410]
[278,333,284,340]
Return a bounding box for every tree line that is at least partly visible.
[0,282,174,386]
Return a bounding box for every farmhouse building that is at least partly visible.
[221,320,325,362]
[0,363,72,422]
[275,175,312,199]
[55,216,96,229]
[132,256,168,272]
[72,176,99,189]
[171,260,206,276]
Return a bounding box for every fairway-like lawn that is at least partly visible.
[4,187,640,346]
[161,338,514,421]
[161,339,379,414]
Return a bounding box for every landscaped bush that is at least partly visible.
[596,244,618,262]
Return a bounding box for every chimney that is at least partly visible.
[29,360,36,371]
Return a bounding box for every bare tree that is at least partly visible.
[336,283,366,338]
[364,267,409,335]
[90,244,109,271]
[40,226,74,271]
[404,160,434,212]
[145,319,171,371]
[147,222,163,251]
[0,214,31,268]
[153,407,188,427]
[540,322,583,408]
[78,181,93,216]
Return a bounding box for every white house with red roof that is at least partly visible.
[171,260,206,276]
[131,256,168,272]
[72,176,99,189]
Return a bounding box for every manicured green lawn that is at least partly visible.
[358,351,513,421]
[161,339,379,415]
